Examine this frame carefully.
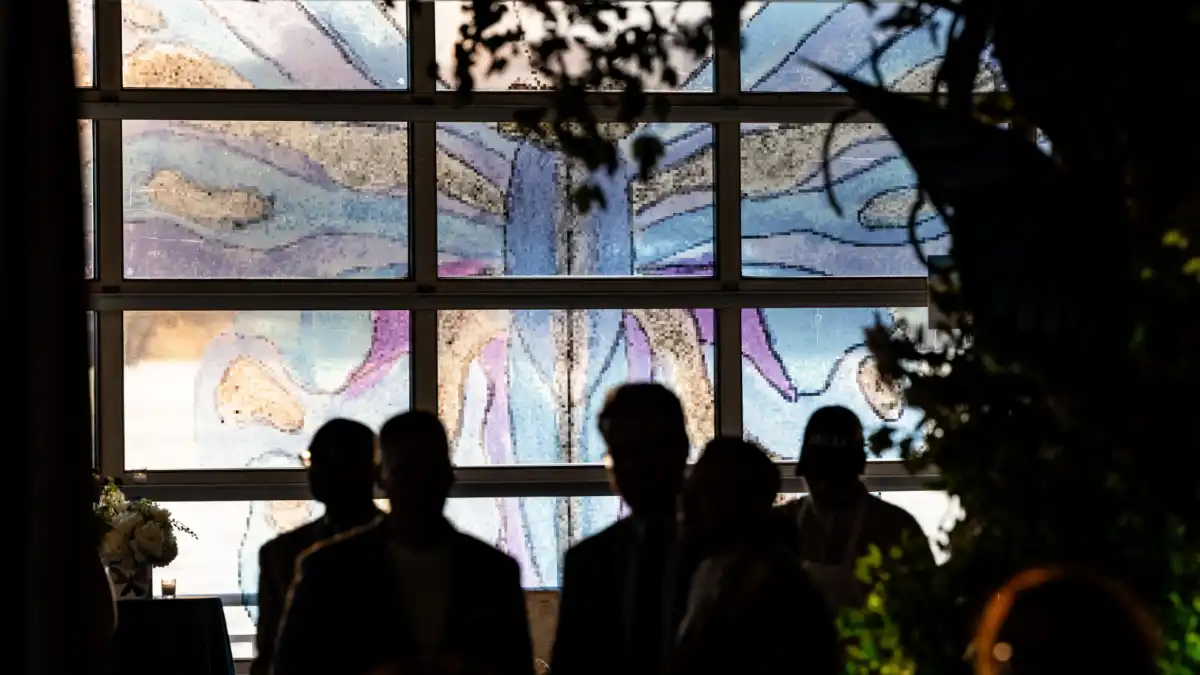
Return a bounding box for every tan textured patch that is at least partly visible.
[74,49,90,87]
[124,44,253,89]
[122,0,164,30]
[216,357,306,433]
[437,310,510,448]
[496,121,638,147]
[123,311,237,366]
[860,187,935,229]
[265,501,314,533]
[145,169,272,226]
[741,123,880,198]
[79,121,93,166]
[857,356,903,422]
[192,121,409,193]
[626,308,715,447]
[436,148,505,215]
[630,145,713,214]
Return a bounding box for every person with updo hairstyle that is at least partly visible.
[973,567,1161,675]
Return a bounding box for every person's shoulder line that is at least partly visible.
[297,514,385,565]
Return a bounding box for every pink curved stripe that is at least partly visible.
[623,313,653,380]
[343,311,410,398]
[742,309,798,401]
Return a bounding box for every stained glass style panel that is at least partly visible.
[157,496,623,654]
[438,308,715,464]
[740,123,948,277]
[123,121,409,279]
[72,0,94,86]
[82,121,95,278]
[122,0,409,89]
[123,311,410,470]
[435,1,712,92]
[740,2,1001,93]
[437,123,713,277]
[741,307,927,460]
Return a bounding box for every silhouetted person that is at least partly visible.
[272,411,533,675]
[973,567,1161,675]
[551,383,691,675]
[675,437,839,675]
[252,419,382,675]
[777,406,934,612]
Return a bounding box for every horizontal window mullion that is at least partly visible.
[91,290,928,312]
[117,462,935,501]
[81,91,986,124]
[89,277,928,311]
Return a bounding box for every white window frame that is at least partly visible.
[88,0,936,502]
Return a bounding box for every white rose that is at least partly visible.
[146,504,171,525]
[100,528,130,567]
[133,521,166,561]
[112,511,140,537]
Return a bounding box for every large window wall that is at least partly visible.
[81,0,958,659]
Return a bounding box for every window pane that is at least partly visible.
[82,120,95,278]
[776,490,958,563]
[124,311,410,470]
[438,123,713,277]
[740,123,948,277]
[72,0,93,86]
[740,2,1000,93]
[154,496,625,655]
[123,121,409,279]
[435,2,712,92]
[438,308,714,464]
[742,308,927,460]
[122,0,409,89]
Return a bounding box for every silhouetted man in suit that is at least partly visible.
[551,383,691,675]
[252,418,381,675]
[273,411,534,675]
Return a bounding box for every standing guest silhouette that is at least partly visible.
[551,383,691,675]
[675,437,838,675]
[272,411,533,675]
[778,405,934,613]
[252,418,382,675]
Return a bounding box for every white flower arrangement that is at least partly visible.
[94,480,195,572]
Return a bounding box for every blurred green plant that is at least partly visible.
[837,544,916,675]
[825,2,1200,673]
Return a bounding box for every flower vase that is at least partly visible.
[108,563,152,599]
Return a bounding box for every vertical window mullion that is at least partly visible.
[409,1,439,413]
[714,27,743,438]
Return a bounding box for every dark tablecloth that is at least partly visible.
[111,597,236,675]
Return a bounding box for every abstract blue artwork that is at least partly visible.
[742,308,928,463]
[113,0,946,632]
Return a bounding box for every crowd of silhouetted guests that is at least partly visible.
[97,381,1164,675]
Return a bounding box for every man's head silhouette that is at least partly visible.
[598,383,690,517]
[796,405,867,508]
[378,411,455,525]
[304,418,377,511]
